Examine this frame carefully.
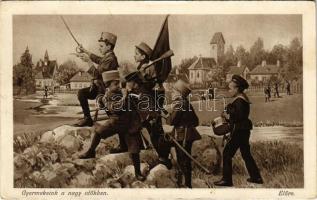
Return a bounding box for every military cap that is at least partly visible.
[99,32,117,46]
[173,79,191,97]
[102,70,120,82]
[124,70,144,83]
[135,42,153,57]
[231,75,249,90]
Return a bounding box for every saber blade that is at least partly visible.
[60,16,81,46]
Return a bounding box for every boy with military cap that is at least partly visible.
[134,42,172,169]
[166,79,201,188]
[214,75,263,187]
[79,70,146,181]
[75,32,119,127]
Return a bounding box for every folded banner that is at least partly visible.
[150,15,172,83]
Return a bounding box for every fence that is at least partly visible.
[247,82,302,94]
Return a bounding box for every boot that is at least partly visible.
[214,179,233,187]
[74,116,93,127]
[79,133,101,159]
[131,153,146,181]
[184,171,192,188]
[159,157,172,170]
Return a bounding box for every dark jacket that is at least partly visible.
[226,94,253,131]
[167,97,201,141]
[87,51,119,80]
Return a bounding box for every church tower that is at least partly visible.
[44,50,49,65]
[210,32,225,64]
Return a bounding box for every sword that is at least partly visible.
[60,16,83,53]
[165,132,211,174]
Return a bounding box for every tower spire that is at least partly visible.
[44,50,49,62]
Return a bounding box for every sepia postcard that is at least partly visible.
[0,1,316,199]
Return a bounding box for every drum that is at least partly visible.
[212,116,231,136]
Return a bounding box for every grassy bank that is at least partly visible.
[193,140,303,188]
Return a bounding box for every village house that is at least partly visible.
[188,32,225,87]
[69,71,92,90]
[249,60,280,82]
[226,61,250,82]
[34,50,58,90]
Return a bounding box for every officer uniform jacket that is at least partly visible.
[166,96,201,142]
[87,51,119,81]
[226,94,253,131]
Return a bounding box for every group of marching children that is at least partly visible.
[74,31,263,188]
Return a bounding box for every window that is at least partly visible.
[197,72,199,78]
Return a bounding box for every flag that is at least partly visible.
[150,15,172,83]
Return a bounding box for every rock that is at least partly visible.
[192,135,222,174]
[40,131,54,143]
[131,181,150,188]
[200,148,220,173]
[97,153,132,169]
[92,162,112,183]
[42,170,60,187]
[106,178,122,188]
[140,149,159,168]
[72,159,96,171]
[123,163,150,176]
[53,125,93,142]
[61,163,77,176]
[58,135,82,152]
[120,163,149,186]
[30,171,43,184]
[71,172,95,187]
[192,178,209,188]
[146,164,177,188]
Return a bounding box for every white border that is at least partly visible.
[1,1,316,199]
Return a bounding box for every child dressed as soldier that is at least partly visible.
[79,70,146,181]
[110,42,173,166]
[166,79,202,188]
[75,32,119,127]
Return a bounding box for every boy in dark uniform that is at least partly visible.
[78,70,145,181]
[214,75,263,187]
[132,42,172,169]
[166,79,201,188]
[75,32,119,127]
[112,42,172,169]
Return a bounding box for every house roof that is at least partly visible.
[228,65,248,75]
[188,57,216,70]
[70,71,92,82]
[210,32,225,44]
[249,64,279,75]
[35,60,58,79]
[35,71,44,79]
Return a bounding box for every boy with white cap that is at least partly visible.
[79,70,146,181]
[75,32,119,127]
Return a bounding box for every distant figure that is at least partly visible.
[273,82,280,98]
[264,86,270,102]
[44,86,48,99]
[286,81,291,95]
[208,86,214,100]
[200,92,206,102]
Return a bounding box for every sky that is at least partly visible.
[13,15,302,67]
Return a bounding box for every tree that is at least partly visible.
[55,60,79,85]
[223,45,236,72]
[249,38,267,70]
[13,47,36,94]
[284,38,302,80]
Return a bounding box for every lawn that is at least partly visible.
[192,93,303,126]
